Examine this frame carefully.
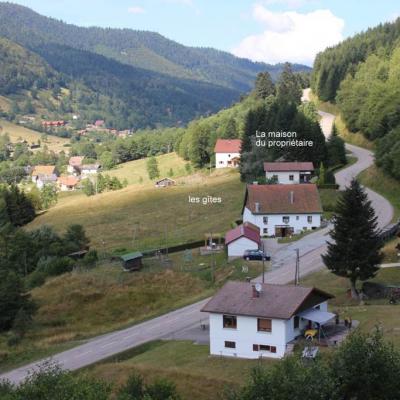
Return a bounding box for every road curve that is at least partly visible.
[0,92,394,385]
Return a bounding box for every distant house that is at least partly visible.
[42,120,65,128]
[201,281,334,359]
[32,165,58,188]
[81,164,101,177]
[58,176,80,191]
[155,178,176,188]
[264,162,314,184]
[95,120,105,128]
[35,174,58,189]
[225,222,261,257]
[119,252,143,271]
[242,184,323,237]
[214,139,242,169]
[67,156,85,175]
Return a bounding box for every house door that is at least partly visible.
[275,226,294,237]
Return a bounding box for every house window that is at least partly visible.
[253,344,259,351]
[225,341,236,349]
[282,216,290,224]
[223,315,237,329]
[219,161,224,164]
[294,316,300,329]
[263,228,268,234]
[273,174,278,180]
[253,344,276,353]
[289,175,294,181]
[263,216,268,224]
[307,216,313,223]
[296,216,299,220]
[228,154,231,158]
[260,344,270,351]
[257,318,272,332]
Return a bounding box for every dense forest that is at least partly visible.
[0,2,310,130]
[311,17,400,181]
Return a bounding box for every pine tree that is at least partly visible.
[254,71,275,99]
[276,62,302,104]
[146,156,160,180]
[322,179,383,299]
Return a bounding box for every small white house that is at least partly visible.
[242,184,322,237]
[264,162,314,184]
[201,281,334,359]
[81,164,101,177]
[225,222,260,257]
[214,139,241,169]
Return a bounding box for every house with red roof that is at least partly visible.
[57,176,80,192]
[214,139,241,169]
[225,222,261,257]
[264,161,314,184]
[242,183,323,237]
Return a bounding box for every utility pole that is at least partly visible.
[262,240,266,284]
[294,248,300,285]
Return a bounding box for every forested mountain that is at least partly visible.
[311,17,400,181]
[0,2,309,92]
[312,18,400,102]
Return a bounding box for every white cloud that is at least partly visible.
[128,6,145,14]
[232,4,344,65]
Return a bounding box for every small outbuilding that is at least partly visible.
[155,178,176,188]
[225,222,261,257]
[119,252,143,271]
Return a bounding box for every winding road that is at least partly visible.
[0,90,394,385]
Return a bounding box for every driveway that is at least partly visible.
[0,91,394,385]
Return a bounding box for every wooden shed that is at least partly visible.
[155,178,176,188]
[119,252,143,271]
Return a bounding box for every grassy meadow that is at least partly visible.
[83,340,275,400]
[0,118,69,153]
[107,152,190,185]
[0,251,267,372]
[27,167,245,252]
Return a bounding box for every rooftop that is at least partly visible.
[214,139,242,153]
[201,281,333,320]
[243,184,322,214]
[264,162,314,172]
[225,224,260,246]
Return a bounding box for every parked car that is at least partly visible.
[243,249,271,261]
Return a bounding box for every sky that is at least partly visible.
[8,0,400,66]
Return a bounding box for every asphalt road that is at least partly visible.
[0,95,394,385]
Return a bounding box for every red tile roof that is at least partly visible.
[32,165,56,176]
[58,176,79,187]
[69,156,84,167]
[225,224,261,246]
[214,139,241,153]
[201,281,334,319]
[243,184,322,214]
[264,162,314,172]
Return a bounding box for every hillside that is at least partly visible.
[0,2,310,93]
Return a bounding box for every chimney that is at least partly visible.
[255,202,260,213]
[289,191,294,204]
[252,285,260,298]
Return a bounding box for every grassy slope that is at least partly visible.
[0,118,69,153]
[0,252,266,371]
[107,152,189,185]
[84,341,275,400]
[27,168,245,252]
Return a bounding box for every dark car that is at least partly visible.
[243,249,271,261]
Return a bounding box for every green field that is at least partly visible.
[0,251,266,372]
[27,167,245,252]
[0,118,69,153]
[84,340,275,400]
[107,152,190,185]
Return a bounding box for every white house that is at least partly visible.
[225,222,260,257]
[264,162,314,184]
[242,184,323,237]
[31,165,58,189]
[81,163,101,177]
[67,156,85,175]
[214,139,241,169]
[201,281,334,359]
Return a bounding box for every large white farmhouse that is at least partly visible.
[201,281,334,359]
[264,162,314,184]
[214,139,241,169]
[242,184,323,237]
